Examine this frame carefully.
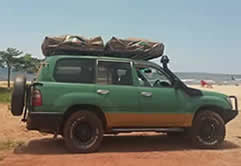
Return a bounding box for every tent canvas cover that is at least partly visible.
[41,35,165,60]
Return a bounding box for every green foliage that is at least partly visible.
[0,48,42,88]
[0,87,11,103]
[15,53,42,73]
[0,48,42,73]
[0,48,23,88]
[0,48,23,67]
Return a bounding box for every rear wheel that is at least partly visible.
[191,111,225,148]
[63,111,103,153]
[11,75,26,116]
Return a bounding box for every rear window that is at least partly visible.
[54,58,95,83]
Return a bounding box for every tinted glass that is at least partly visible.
[54,59,95,83]
[97,61,133,86]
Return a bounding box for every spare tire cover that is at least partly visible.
[11,75,26,116]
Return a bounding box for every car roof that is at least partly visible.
[46,55,161,68]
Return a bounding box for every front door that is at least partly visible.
[95,60,139,127]
[135,65,186,126]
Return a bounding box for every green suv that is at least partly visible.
[11,55,238,153]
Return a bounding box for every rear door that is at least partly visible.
[95,60,139,127]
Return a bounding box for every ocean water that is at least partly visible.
[176,72,241,85]
[0,68,240,85]
[0,68,36,81]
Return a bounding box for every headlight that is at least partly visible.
[226,97,233,109]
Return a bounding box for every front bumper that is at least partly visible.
[229,96,238,111]
[223,109,238,123]
[223,96,239,123]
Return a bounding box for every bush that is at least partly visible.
[0,87,11,103]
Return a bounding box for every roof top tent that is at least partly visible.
[41,35,165,61]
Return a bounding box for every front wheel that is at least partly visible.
[191,111,225,148]
[63,111,104,153]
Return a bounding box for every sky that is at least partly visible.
[0,0,240,74]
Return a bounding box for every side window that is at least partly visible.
[97,61,133,86]
[54,59,95,83]
[136,66,172,87]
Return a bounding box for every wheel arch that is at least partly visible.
[193,105,227,124]
[60,104,109,133]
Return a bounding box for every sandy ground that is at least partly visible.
[0,85,241,166]
[0,104,43,142]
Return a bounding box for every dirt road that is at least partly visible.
[1,134,241,166]
[1,85,241,166]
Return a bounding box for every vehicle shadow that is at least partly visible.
[14,134,240,155]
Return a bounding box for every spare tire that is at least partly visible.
[11,75,27,116]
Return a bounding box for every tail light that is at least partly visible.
[32,89,42,106]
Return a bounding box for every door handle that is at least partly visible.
[141,92,152,97]
[97,89,110,95]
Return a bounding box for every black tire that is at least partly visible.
[191,111,225,148]
[11,75,26,116]
[63,111,104,153]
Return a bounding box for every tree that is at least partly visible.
[16,53,42,73]
[0,48,23,88]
